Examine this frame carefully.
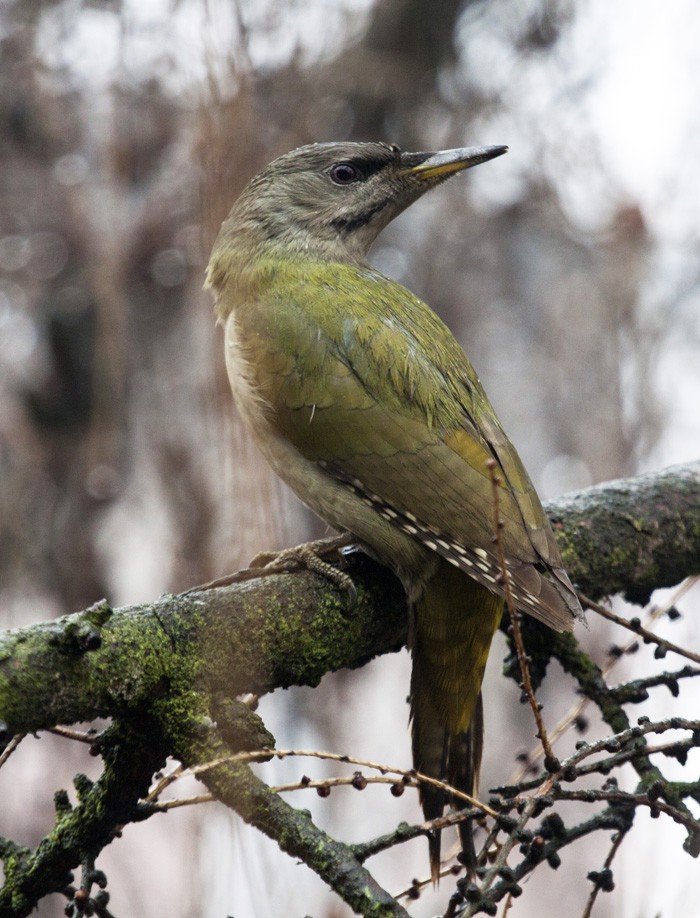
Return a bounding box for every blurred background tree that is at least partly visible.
[1,0,698,915]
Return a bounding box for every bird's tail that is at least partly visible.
[410,561,503,882]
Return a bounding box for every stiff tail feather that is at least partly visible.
[410,562,502,882]
[415,697,484,880]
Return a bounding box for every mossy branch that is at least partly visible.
[1,462,698,738]
[549,460,700,604]
[0,461,699,916]
[0,721,167,917]
[162,700,411,918]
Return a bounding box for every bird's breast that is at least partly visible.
[223,307,334,501]
[222,307,432,586]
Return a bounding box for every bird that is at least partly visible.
[206,140,582,880]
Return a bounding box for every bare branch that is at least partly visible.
[0,462,699,916]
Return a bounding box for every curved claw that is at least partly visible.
[272,543,358,610]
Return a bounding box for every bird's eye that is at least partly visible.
[329,162,362,185]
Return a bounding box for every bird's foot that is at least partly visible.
[250,535,358,606]
[183,534,358,605]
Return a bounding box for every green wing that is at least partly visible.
[252,259,579,629]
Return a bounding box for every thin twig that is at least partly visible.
[150,793,215,812]
[580,592,700,666]
[607,576,698,659]
[554,716,700,775]
[178,747,498,817]
[510,577,700,783]
[271,774,408,793]
[462,778,557,918]
[462,721,700,913]
[580,829,627,918]
[144,762,185,802]
[47,726,98,744]
[486,459,556,767]
[500,736,698,795]
[555,787,700,837]
[0,733,25,769]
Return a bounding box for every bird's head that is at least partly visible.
[215,141,507,264]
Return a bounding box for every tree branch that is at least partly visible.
[1,462,698,740]
[0,461,699,917]
[163,702,411,918]
[0,721,167,917]
[549,461,700,604]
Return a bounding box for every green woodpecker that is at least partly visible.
[206,141,581,878]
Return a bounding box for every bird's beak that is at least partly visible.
[401,145,508,181]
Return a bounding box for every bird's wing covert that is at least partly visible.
[254,260,579,627]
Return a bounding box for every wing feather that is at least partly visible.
[251,259,581,628]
